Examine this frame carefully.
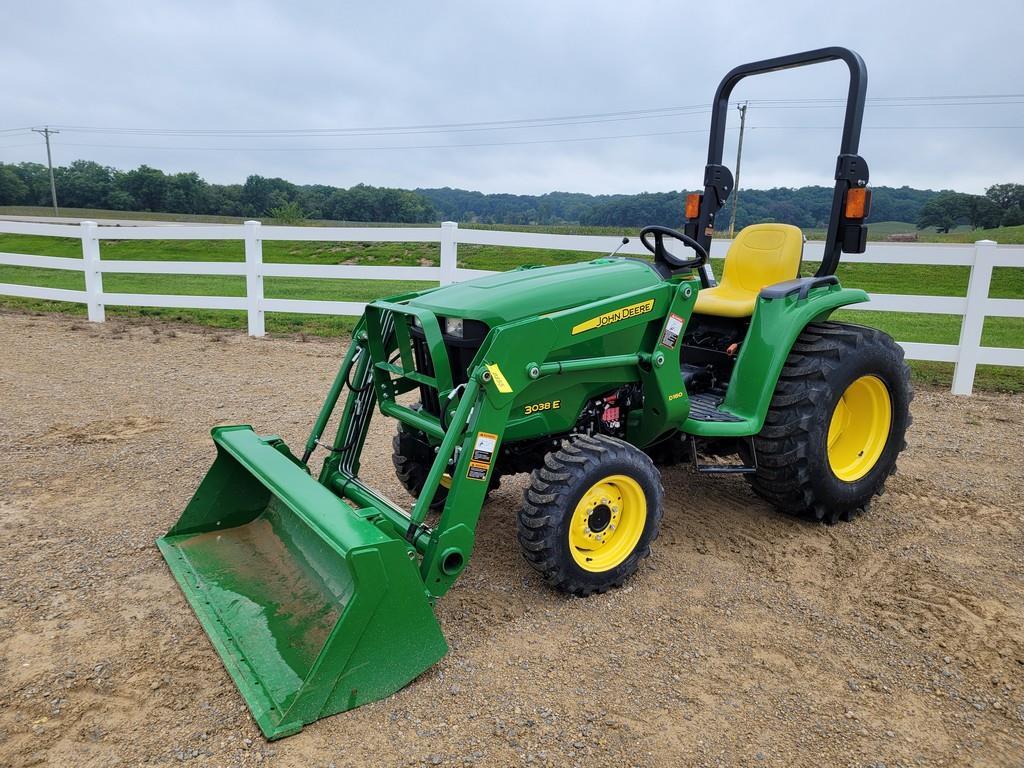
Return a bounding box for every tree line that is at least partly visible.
[0,160,435,223]
[916,184,1024,232]
[0,159,1020,232]
[417,185,940,229]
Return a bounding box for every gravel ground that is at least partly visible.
[0,311,1022,768]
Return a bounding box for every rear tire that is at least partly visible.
[748,321,912,524]
[518,434,663,596]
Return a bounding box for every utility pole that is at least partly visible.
[31,126,60,215]
[728,102,747,239]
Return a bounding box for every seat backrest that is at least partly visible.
[720,223,804,294]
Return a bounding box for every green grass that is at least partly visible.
[922,223,1024,245]
[1,214,1022,392]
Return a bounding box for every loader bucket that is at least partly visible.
[157,425,447,740]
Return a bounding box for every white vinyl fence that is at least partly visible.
[1,219,1022,396]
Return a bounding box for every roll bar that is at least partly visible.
[686,47,870,278]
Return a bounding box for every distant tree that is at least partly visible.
[325,184,435,223]
[917,192,967,233]
[268,201,307,224]
[206,184,243,217]
[106,187,137,211]
[164,172,208,214]
[985,183,1024,211]
[0,166,28,204]
[5,162,51,206]
[1002,204,1024,227]
[123,165,169,211]
[53,160,118,209]
[240,175,297,216]
[297,184,335,220]
[962,194,1003,229]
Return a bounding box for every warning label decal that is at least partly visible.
[467,431,499,480]
[661,313,684,349]
[472,432,497,463]
[466,461,490,481]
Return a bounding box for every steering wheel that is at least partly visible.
[639,225,709,272]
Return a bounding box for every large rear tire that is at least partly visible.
[748,321,912,524]
[518,434,663,596]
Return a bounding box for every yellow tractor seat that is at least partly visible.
[693,223,804,318]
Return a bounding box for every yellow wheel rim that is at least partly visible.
[827,375,893,482]
[568,474,647,572]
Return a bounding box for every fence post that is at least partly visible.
[243,220,265,337]
[951,239,997,396]
[440,221,458,285]
[79,220,104,323]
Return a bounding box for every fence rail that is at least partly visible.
[0,218,1021,395]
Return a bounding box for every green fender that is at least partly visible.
[683,284,868,437]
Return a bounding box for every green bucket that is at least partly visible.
[157,426,447,739]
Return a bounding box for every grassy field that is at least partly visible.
[919,222,1024,245]
[1,210,1022,391]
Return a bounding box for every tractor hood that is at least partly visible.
[407,259,664,326]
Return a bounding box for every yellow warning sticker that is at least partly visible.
[467,431,498,481]
[466,461,490,481]
[485,363,513,393]
[571,299,655,335]
[471,432,498,463]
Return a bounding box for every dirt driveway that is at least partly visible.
[1,311,1022,768]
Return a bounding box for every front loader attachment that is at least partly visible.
[157,425,447,740]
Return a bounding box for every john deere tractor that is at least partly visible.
[159,47,911,739]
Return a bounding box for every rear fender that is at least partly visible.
[721,284,868,432]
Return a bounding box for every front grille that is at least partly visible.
[411,333,441,416]
[408,317,488,417]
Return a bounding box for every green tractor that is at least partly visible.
[159,46,911,739]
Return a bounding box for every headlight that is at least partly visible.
[443,317,464,338]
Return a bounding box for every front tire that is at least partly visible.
[392,404,448,511]
[749,321,912,524]
[392,403,500,511]
[518,434,663,596]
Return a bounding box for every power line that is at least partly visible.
[41,123,1024,154]
[55,126,719,152]
[49,108,718,139]
[3,93,1020,140]
[45,105,716,137]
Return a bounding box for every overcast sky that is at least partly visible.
[2,0,1022,195]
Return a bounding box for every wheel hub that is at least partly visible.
[827,374,893,482]
[568,476,647,572]
[587,503,612,533]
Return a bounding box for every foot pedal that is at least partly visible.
[689,436,757,475]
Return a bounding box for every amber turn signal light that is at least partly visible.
[844,187,871,220]
[685,193,702,220]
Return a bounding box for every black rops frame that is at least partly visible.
[684,47,870,280]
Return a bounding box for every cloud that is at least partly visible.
[1,0,1021,194]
